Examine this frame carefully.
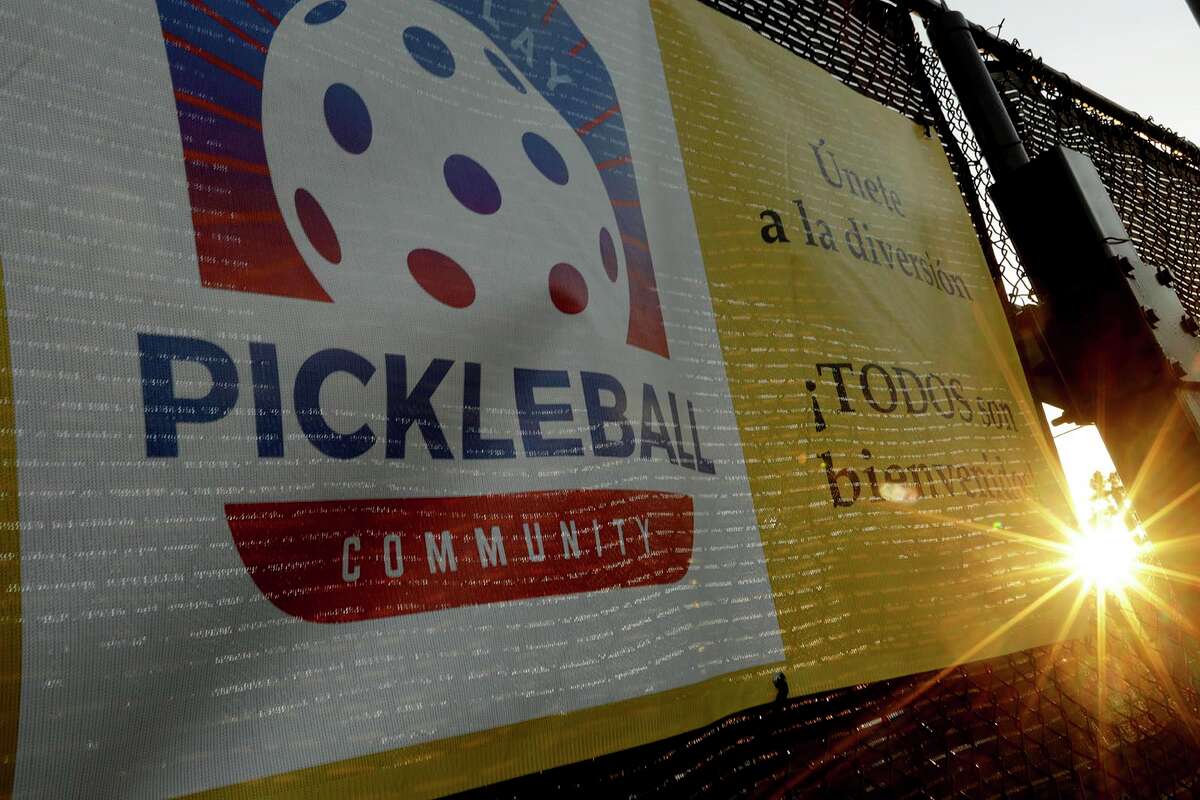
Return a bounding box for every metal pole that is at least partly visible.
[927,10,1029,179]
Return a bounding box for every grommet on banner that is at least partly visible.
[773,672,790,703]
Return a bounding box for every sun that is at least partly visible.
[1065,517,1148,595]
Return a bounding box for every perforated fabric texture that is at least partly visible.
[454,2,1200,796]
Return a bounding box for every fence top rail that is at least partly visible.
[901,0,1200,163]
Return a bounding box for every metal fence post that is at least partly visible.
[926,10,1028,180]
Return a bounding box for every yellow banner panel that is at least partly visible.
[652,0,1081,694]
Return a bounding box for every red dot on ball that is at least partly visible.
[549,263,588,314]
[407,248,476,309]
[295,188,342,265]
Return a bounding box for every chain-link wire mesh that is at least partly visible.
[919,13,1200,312]
[982,41,1200,314]
[453,1,1200,796]
[919,40,1034,305]
[463,586,1200,798]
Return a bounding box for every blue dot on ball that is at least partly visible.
[444,154,502,215]
[324,83,372,155]
[404,26,455,78]
[305,0,346,25]
[522,132,569,186]
[486,49,525,94]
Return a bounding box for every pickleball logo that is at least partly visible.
[151,0,696,623]
[155,0,670,358]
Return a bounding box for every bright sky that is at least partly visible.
[949,0,1200,143]
[1043,405,1115,526]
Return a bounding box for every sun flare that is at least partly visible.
[1065,517,1148,595]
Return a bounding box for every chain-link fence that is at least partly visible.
[919,5,1200,311]
[455,1,1200,796]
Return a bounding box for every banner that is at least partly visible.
[0,0,1075,796]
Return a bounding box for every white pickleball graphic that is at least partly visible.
[263,0,630,345]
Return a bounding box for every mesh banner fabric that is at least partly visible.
[457,2,1200,798]
[0,0,1197,798]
